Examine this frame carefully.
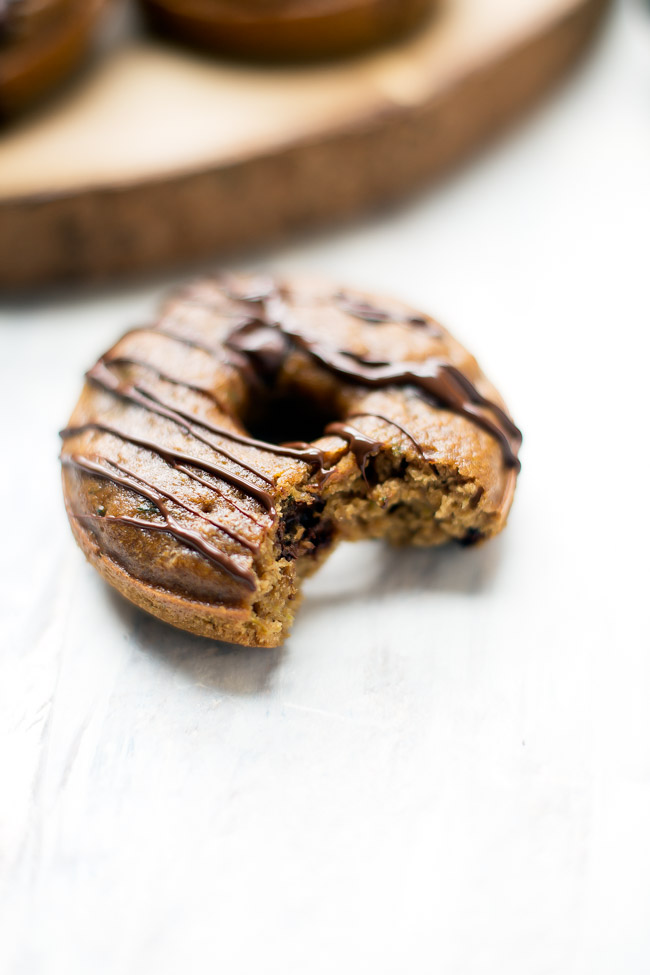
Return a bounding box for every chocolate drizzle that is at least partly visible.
[335,291,442,335]
[61,275,521,588]
[335,293,397,323]
[62,421,278,512]
[86,358,325,472]
[221,280,520,467]
[63,454,258,588]
[347,412,427,459]
[262,299,521,470]
[323,422,382,482]
[103,354,234,415]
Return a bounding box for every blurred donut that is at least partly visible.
[138,0,436,61]
[0,0,107,117]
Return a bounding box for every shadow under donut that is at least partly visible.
[105,529,506,687]
[107,587,286,696]
[301,533,507,612]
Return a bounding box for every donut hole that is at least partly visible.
[244,384,341,447]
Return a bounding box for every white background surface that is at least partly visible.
[1,3,649,972]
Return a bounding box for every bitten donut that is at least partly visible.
[139,0,435,61]
[60,273,521,647]
[0,0,106,117]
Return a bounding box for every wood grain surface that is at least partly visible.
[0,0,610,288]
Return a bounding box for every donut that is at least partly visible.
[138,0,436,62]
[0,0,107,118]
[60,273,521,647]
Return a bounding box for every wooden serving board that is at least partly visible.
[0,0,610,289]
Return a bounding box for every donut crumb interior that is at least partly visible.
[241,446,498,646]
